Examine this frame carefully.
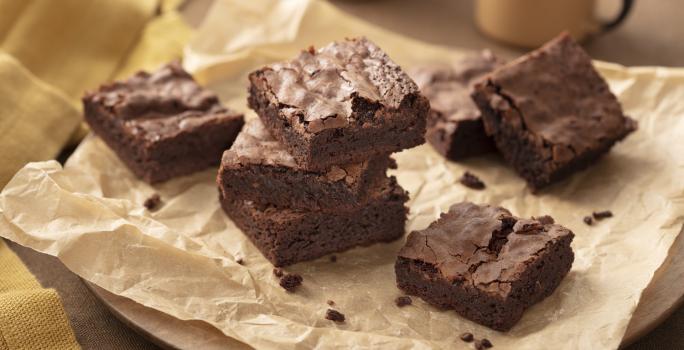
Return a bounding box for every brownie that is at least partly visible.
[221,177,408,267]
[471,33,636,190]
[217,119,393,211]
[83,62,244,183]
[395,202,574,331]
[410,51,501,160]
[248,37,429,171]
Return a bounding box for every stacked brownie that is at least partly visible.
[218,37,430,267]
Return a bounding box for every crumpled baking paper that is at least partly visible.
[2,0,684,349]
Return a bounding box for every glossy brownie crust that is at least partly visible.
[218,119,393,211]
[410,51,500,160]
[221,177,408,267]
[248,37,429,171]
[471,33,636,190]
[83,62,244,183]
[395,202,574,331]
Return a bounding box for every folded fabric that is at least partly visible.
[0,53,81,188]
[0,0,158,100]
[0,241,80,350]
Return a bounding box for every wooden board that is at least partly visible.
[85,227,684,350]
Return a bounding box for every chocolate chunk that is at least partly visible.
[394,296,412,307]
[459,332,474,342]
[327,300,335,306]
[236,258,244,265]
[460,171,485,190]
[143,194,161,211]
[273,268,284,277]
[279,273,302,292]
[325,309,345,323]
[593,210,613,220]
[583,216,593,225]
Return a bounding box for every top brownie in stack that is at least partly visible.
[471,33,636,190]
[248,37,429,171]
[83,62,244,183]
[218,118,393,211]
[410,50,501,160]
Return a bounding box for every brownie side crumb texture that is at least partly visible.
[279,273,302,292]
[325,309,345,323]
[218,118,391,211]
[460,171,486,190]
[471,33,636,190]
[410,50,501,160]
[83,61,244,183]
[220,176,408,267]
[248,37,429,170]
[395,202,574,331]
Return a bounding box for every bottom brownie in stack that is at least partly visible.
[218,119,408,267]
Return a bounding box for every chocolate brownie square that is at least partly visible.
[248,37,429,171]
[217,118,393,211]
[221,177,408,267]
[410,51,501,160]
[83,62,244,183]
[395,202,574,331]
[471,33,636,190]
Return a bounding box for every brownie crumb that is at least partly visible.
[459,332,474,342]
[533,215,555,225]
[474,339,494,350]
[325,309,345,323]
[593,210,613,220]
[279,273,302,292]
[236,258,244,265]
[460,171,486,190]
[329,255,337,263]
[480,338,493,348]
[273,268,284,277]
[394,296,412,307]
[143,194,161,211]
[327,300,335,306]
[583,216,593,225]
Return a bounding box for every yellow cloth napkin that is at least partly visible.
[0,53,81,188]
[0,241,80,350]
[0,0,158,100]
[0,0,194,348]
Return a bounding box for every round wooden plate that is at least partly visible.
[86,227,684,350]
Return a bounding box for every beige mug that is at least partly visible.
[475,0,633,48]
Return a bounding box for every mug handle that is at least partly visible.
[601,0,634,31]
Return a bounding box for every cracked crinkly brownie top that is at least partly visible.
[256,37,420,133]
[398,202,572,296]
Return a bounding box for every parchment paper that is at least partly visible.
[2,0,684,348]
